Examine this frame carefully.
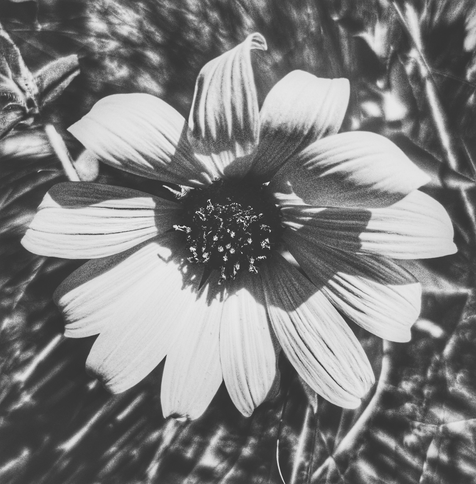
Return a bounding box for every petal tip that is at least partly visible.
[161,404,204,421]
[390,333,412,344]
[20,231,32,251]
[446,242,458,256]
[66,119,80,137]
[85,362,133,395]
[336,76,350,101]
[21,230,46,257]
[103,380,130,395]
[63,328,79,339]
[340,397,362,410]
[249,32,268,51]
[417,170,432,189]
[234,400,255,418]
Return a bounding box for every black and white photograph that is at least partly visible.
[0,1,474,483]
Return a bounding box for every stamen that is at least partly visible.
[174,178,282,283]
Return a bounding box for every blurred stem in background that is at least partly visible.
[43,124,79,181]
[391,1,476,245]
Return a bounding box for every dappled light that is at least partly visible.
[1,1,475,483]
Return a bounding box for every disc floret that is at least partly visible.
[174,178,282,283]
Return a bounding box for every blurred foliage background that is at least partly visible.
[0,0,475,483]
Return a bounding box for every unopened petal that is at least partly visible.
[83,234,204,394]
[69,93,214,186]
[281,190,456,259]
[284,231,421,342]
[220,273,277,417]
[271,131,430,208]
[261,254,375,408]
[251,71,349,180]
[188,33,267,178]
[22,182,180,259]
[161,276,224,420]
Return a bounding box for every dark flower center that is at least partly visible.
[174,178,282,283]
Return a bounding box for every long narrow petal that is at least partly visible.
[250,71,349,181]
[220,274,277,417]
[161,275,224,420]
[284,231,421,342]
[22,182,180,259]
[281,190,457,259]
[188,33,267,178]
[261,254,375,408]
[82,235,205,394]
[270,131,430,208]
[68,93,214,186]
[54,241,166,339]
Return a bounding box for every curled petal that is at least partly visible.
[284,231,421,342]
[221,274,277,417]
[22,182,180,259]
[281,190,457,259]
[251,71,349,180]
[188,33,267,177]
[69,94,214,186]
[271,131,430,208]
[161,276,224,420]
[261,254,375,408]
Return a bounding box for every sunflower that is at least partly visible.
[22,33,456,419]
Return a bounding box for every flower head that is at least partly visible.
[22,33,456,419]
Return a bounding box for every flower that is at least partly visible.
[22,33,456,420]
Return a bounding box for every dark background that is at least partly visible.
[0,1,475,483]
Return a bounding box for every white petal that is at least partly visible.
[261,255,375,408]
[68,94,214,186]
[161,276,224,420]
[83,235,204,394]
[284,231,421,342]
[220,274,277,417]
[251,71,349,180]
[271,131,430,208]
[22,182,180,259]
[54,241,168,339]
[188,33,267,178]
[281,190,457,259]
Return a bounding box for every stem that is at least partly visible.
[311,340,392,481]
[44,123,80,181]
[392,2,459,170]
